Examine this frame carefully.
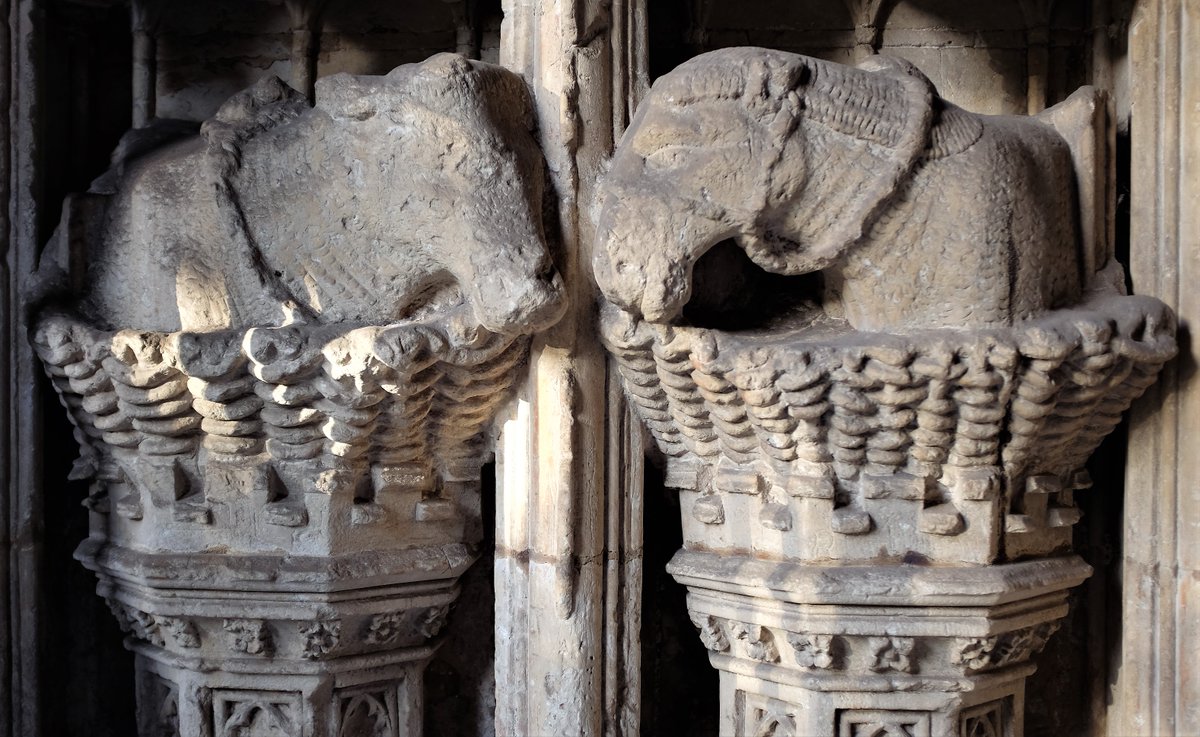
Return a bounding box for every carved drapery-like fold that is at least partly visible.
[595,47,1175,736]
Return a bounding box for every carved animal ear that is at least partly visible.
[208,75,306,128]
[856,54,935,88]
[454,58,538,134]
[202,76,308,174]
[315,74,387,120]
[421,54,537,134]
[765,55,936,272]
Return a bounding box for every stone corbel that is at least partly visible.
[595,47,1175,736]
[33,54,563,737]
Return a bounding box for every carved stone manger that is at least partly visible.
[595,48,1175,736]
[33,54,563,737]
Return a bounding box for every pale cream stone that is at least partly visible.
[595,47,1176,736]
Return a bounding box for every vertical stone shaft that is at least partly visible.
[290,28,316,103]
[285,0,327,103]
[453,0,479,59]
[495,2,610,733]
[495,1,647,735]
[1026,25,1050,114]
[7,1,44,735]
[131,27,155,128]
[1116,0,1200,733]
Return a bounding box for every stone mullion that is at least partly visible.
[284,0,329,104]
[1115,0,1200,734]
[130,0,163,127]
[495,0,642,734]
[7,1,44,735]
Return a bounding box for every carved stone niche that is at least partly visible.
[32,54,563,737]
[595,48,1176,736]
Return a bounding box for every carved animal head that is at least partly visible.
[593,48,936,323]
[216,54,566,336]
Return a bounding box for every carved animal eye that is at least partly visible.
[644,144,693,169]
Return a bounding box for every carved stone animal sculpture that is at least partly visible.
[593,48,1083,331]
[79,54,564,336]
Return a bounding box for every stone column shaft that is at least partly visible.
[1115,0,1200,733]
[131,0,160,128]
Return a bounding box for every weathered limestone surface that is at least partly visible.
[596,48,1085,332]
[493,2,648,735]
[596,47,1176,736]
[32,53,563,737]
[1112,0,1200,733]
[149,0,495,122]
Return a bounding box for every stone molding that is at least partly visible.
[1114,0,1200,733]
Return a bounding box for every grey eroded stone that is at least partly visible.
[80,52,563,335]
[593,47,1176,737]
[594,48,1080,331]
[31,54,564,737]
[594,48,1175,566]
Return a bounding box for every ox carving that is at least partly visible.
[29,55,566,734]
[80,54,562,335]
[593,48,1176,736]
[32,54,564,553]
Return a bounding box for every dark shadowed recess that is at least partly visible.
[641,15,719,726]
[426,461,497,737]
[40,3,137,736]
[639,456,719,737]
[683,239,824,332]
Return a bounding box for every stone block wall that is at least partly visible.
[649,0,1091,114]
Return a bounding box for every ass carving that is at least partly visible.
[595,48,1175,736]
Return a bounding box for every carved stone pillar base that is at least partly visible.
[28,51,566,737]
[670,551,1091,737]
[80,541,471,737]
[133,656,427,737]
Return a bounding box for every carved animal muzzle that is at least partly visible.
[464,255,566,336]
